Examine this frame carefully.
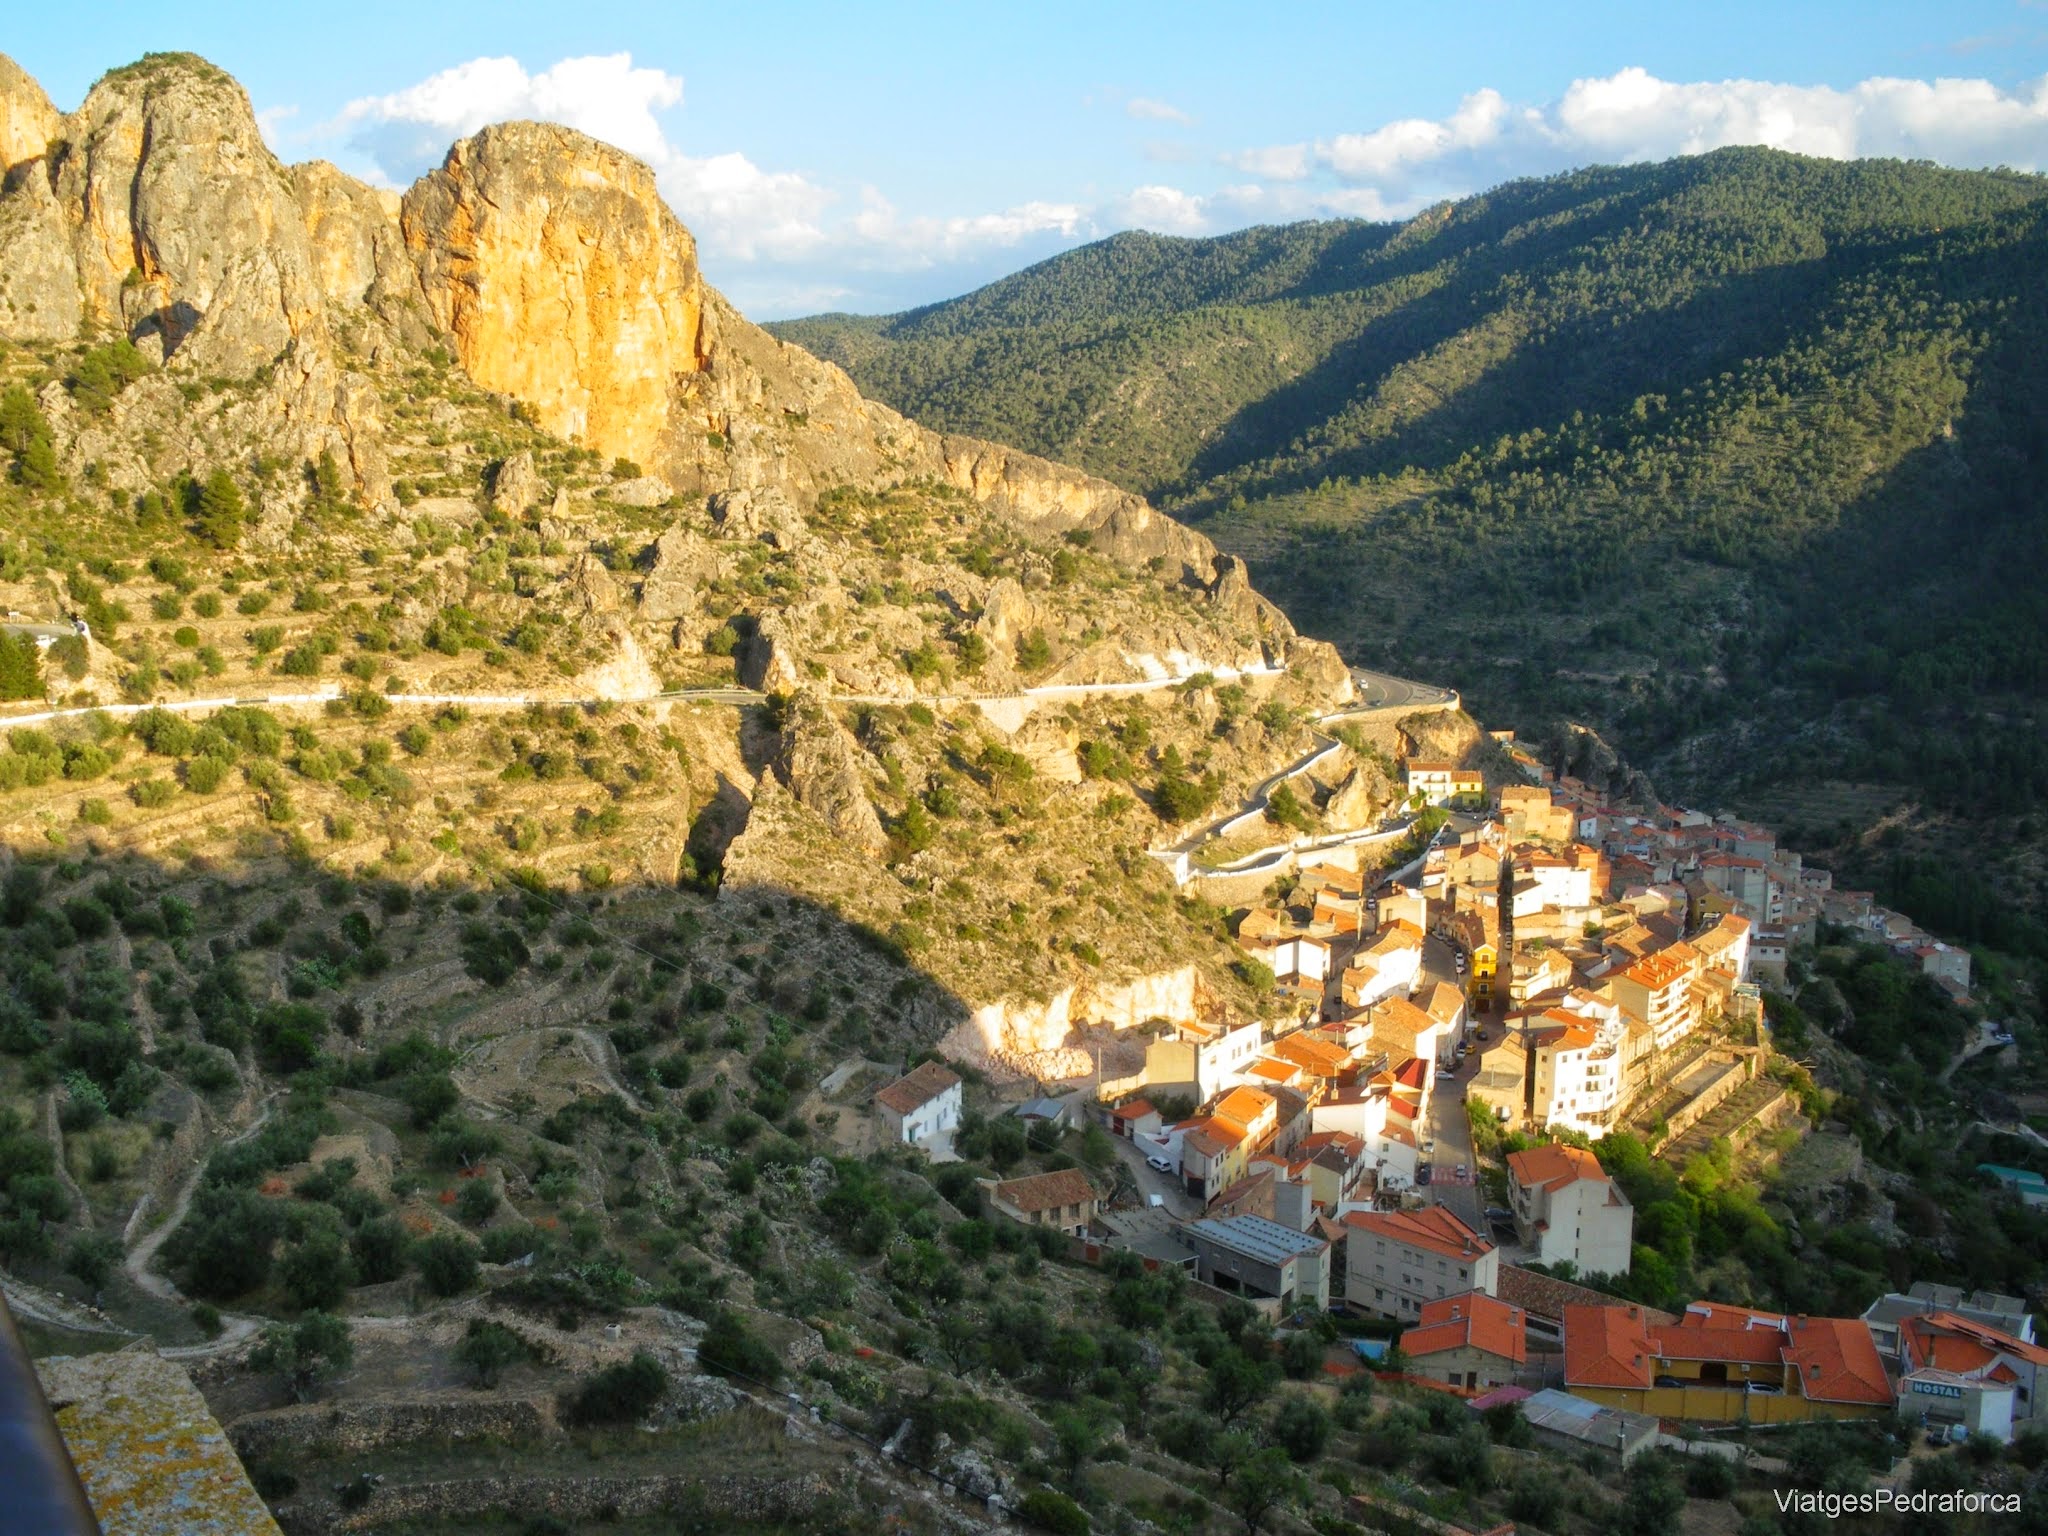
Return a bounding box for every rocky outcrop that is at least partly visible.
[44,54,327,373]
[974,577,1041,655]
[938,966,1210,1076]
[1324,759,1398,830]
[710,486,803,547]
[736,611,802,693]
[607,475,674,508]
[490,450,546,516]
[777,689,886,855]
[401,121,707,471]
[0,153,80,339]
[0,53,57,171]
[637,527,724,623]
[291,160,410,313]
[938,436,1219,583]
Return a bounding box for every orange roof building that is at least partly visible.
[1562,1300,1895,1422]
[1402,1292,1529,1391]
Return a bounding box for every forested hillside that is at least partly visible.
[776,149,2048,955]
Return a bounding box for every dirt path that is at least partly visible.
[117,1094,280,1358]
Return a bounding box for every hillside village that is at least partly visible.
[0,43,2043,1536]
[865,729,2035,1450]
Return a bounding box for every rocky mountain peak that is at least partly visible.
[401,119,709,471]
[0,50,326,377]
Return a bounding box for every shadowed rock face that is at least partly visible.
[401,120,709,471]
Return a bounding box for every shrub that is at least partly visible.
[183,756,228,794]
[455,1318,533,1388]
[130,777,174,808]
[563,1351,667,1425]
[456,1179,500,1224]
[1017,1488,1089,1536]
[64,1231,122,1289]
[249,1310,352,1401]
[413,1233,481,1296]
[698,1308,782,1385]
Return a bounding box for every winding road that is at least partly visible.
[0,661,1305,734]
[1152,665,1459,881]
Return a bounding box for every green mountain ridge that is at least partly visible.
[774,147,2048,956]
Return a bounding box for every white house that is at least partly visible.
[1405,761,1483,806]
[1514,852,1594,911]
[1691,913,1752,983]
[1144,1018,1267,1102]
[1512,1007,1626,1138]
[1259,935,1330,984]
[874,1060,963,1149]
[1341,921,1425,1008]
[1506,1143,1634,1278]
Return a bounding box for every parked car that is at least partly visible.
[1421,1137,1436,1155]
[1146,1154,1174,1173]
[1416,1162,1433,1186]
[1485,1207,1514,1223]
[1455,1164,1469,1181]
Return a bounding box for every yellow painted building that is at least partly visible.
[1563,1302,1894,1425]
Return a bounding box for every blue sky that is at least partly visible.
[9,1,2048,317]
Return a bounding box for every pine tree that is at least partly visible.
[0,386,62,493]
[310,449,348,514]
[195,470,247,548]
[0,634,41,701]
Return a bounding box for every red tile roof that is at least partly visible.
[1342,1206,1492,1264]
[874,1060,962,1116]
[1784,1315,1893,1407]
[1403,1292,1528,1366]
[1622,951,1690,991]
[1650,1325,1783,1366]
[1506,1144,1609,1194]
[1272,1033,1352,1077]
[1913,1313,2048,1369]
[1563,1303,1653,1390]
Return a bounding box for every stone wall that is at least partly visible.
[318,1471,839,1534]
[229,1393,557,1463]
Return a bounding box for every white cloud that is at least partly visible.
[1127,96,1194,125]
[1318,88,1512,180]
[336,54,685,183]
[1220,142,1312,181]
[1113,184,1211,235]
[1290,68,2048,193]
[659,152,836,262]
[847,188,1090,267]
